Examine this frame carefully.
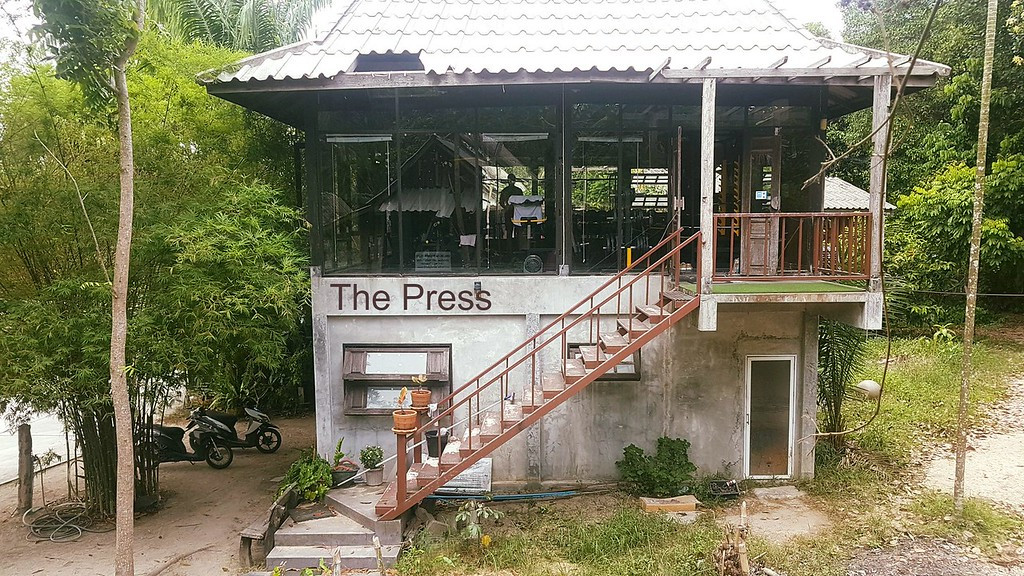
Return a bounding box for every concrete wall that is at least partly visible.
[311,269,818,482]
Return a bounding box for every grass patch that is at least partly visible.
[909,491,1024,552]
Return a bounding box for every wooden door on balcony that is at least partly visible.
[741,135,781,275]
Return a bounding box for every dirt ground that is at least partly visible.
[0,414,315,576]
[844,369,1024,576]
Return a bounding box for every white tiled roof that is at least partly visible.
[204,0,949,85]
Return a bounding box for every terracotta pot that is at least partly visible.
[410,388,432,408]
[392,409,418,431]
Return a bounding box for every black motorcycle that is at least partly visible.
[138,409,234,469]
[195,406,282,454]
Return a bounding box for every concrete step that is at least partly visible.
[599,331,629,353]
[410,460,439,482]
[266,544,400,571]
[439,437,462,472]
[617,317,652,338]
[563,359,587,384]
[578,345,606,369]
[325,485,402,543]
[274,515,374,547]
[479,412,501,443]
[636,304,667,322]
[541,372,565,398]
[661,290,694,308]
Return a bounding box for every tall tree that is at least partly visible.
[30,1,145,574]
[149,0,331,52]
[954,0,998,513]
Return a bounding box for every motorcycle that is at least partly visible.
[194,406,282,454]
[138,409,234,469]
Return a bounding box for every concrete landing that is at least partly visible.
[266,543,401,571]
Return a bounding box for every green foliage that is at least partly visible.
[281,447,333,502]
[332,437,347,467]
[817,318,869,451]
[30,0,141,104]
[616,436,698,498]
[910,491,1024,552]
[454,501,505,542]
[359,445,384,469]
[149,0,331,52]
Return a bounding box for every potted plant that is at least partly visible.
[331,437,358,487]
[392,387,418,431]
[360,445,385,486]
[410,374,431,408]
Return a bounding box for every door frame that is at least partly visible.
[743,354,797,479]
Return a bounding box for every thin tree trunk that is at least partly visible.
[110,3,144,573]
[954,0,998,513]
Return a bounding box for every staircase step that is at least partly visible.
[274,515,374,547]
[459,428,481,456]
[411,460,439,482]
[439,438,462,472]
[502,403,523,430]
[599,332,629,353]
[266,544,400,571]
[542,372,565,399]
[326,485,402,543]
[373,482,397,518]
[480,413,501,443]
[617,318,652,338]
[636,304,667,322]
[563,359,587,384]
[661,290,694,308]
[578,345,606,369]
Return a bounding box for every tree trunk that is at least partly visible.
[18,424,32,513]
[110,4,144,570]
[954,0,998,513]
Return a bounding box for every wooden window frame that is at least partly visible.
[342,344,452,415]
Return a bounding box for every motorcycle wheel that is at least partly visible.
[204,442,233,469]
[137,441,161,464]
[255,428,282,453]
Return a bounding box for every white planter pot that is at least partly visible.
[364,467,385,486]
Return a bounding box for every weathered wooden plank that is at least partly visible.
[869,74,890,289]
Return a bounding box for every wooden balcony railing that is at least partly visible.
[712,212,871,281]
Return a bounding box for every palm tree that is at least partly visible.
[149,0,332,52]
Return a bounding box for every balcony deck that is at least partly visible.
[681,280,868,304]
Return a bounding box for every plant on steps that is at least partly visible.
[616,436,698,498]
[281,447,333,502]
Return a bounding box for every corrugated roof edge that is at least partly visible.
[816,38,951,76]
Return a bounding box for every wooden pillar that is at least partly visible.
[869,75,891,291]
[18,423,32,512]
[698,78,719,332]
[699,78,717,292]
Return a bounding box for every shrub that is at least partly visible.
[359,445,384,469]
[615,436,697,497]
[281,447,333,502]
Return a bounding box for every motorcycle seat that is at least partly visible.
[151,424,185,441]
[205,410,238,429]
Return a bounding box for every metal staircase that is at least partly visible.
[375,231,703,520]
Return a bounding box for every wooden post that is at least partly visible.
[18,423,32,512]
[869,74,891,291]
[395,431,407,505]
[700,78,717,293]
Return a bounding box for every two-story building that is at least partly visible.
[202,0,948,521]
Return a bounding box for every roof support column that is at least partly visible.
[698,77,717,331]
[869,74,890,293]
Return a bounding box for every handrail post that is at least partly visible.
[413,410,424,464]
[395,431,408,506]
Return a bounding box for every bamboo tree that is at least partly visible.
[954,0,998,513]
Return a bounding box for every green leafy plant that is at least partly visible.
[281,447,333,502]
[359,445,384,469]
[616,436,697,498]
[455,500,505,543]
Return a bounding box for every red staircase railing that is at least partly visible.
[380,230,702,520]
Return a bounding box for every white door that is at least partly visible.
[745,356,796,478]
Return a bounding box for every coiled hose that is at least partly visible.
[22,501,112,542]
